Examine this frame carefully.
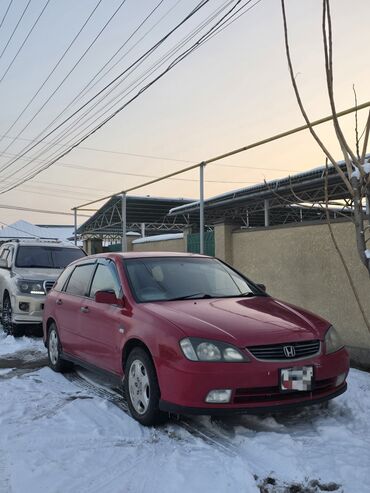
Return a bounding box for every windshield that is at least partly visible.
[15,246,86,269]
[125,257,262,302]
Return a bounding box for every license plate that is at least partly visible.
[280,366,313,391]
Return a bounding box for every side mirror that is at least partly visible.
[0,258,9,269]
[95,290,123,306]
[257,283,266,292]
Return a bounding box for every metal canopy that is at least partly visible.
[78,195,198,238]
[168,159,362,227]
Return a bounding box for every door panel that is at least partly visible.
[54,292,83,356]
[77,299,124,374]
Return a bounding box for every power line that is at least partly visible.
[1,0,264,197]
[0,132,300,172]
[0,0,31,62]
[0,0,263,197]
[0,204,89,217]
[16,0,182,171]
[29,0,174,149]
[0,132,299,172]
[1,0,246,186]
[0,0,252,193]
[0,0,103,149]
[0,0,13,32]
[26,0,239,171]
[0,0,51,84]
[73,100,370,209]
[0,0,128,157]
[0,0,213,179]
[56,161,257,184]
[0,149,258,187]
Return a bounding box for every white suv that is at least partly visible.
[0,239,86,336]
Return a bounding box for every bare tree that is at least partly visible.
[281,0,370,275]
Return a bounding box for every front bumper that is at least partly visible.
[10,293,45,324]
[157,347,349,415]
[160,382,347,415]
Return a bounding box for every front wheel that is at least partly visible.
[47,323,72,373]
[1,295,24,337]
[124,348,166,426]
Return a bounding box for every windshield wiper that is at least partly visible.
[167,292,214,301]
[216,292,257,298]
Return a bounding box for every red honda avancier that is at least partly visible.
[43,252,349,426]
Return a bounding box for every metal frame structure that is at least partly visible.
[168,159,360,227]
[77,195,199,242]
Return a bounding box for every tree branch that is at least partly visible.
[281,0,354,195]
[322,0,361,172]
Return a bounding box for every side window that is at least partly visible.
[64,264,96,297]
[89,263,121,299]
[7,247,13,264]
[54,264,75,292]
[0,248,10,260]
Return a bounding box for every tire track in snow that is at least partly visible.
[63,370,238,457]
[0,452,12,493]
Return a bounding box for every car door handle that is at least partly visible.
[80,306,89,313]
[56,299,63,305]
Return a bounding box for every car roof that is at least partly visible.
[89,251,211,261]
[1,240,80,248]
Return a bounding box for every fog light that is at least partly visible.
[19,302,29,312]
[335,373,346,387]
[205,389,232,403]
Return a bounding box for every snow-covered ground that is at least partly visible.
[0,333,369,493]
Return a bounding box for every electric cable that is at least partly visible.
[0,0,103,147]
[0,0,51,85]
[0,0,31,62]
[0,0,127,156]
[1,0,233,180]
[0,0,211,175]
[0,0,14,32]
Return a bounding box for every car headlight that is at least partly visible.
[180,338,249,362]
[324,325,343,354]
[16,279,45,295]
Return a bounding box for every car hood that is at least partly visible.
[144,296,330,347]
[13,267,61,281]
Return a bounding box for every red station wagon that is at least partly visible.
[43,252,349,426]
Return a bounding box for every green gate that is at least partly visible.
[187,231,215,256]
[103,243,122,252]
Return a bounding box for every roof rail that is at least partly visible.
[7,238,63,244]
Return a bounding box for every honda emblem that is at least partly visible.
[283,345,296,358]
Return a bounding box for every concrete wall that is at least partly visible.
[132,238,186,253]
[221,221,370,368]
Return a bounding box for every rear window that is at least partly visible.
[15,246,85,269]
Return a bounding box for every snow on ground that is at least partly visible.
[0,333,369,493]
[0,331,44,358]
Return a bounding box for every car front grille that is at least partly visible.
[233,377,337,404]
[247,340,320,361]
[44,280,55,293]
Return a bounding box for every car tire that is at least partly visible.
[124,347,166,426]
[47,323,72,373]
[1,295,24,337]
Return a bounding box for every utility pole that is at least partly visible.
[121,193,127,252]
[73,208,77,246]
[199,162,205,254]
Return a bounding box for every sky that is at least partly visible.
[0,0,369,227]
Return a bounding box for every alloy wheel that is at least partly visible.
[128,359,150,415]
[49,329,59,366]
